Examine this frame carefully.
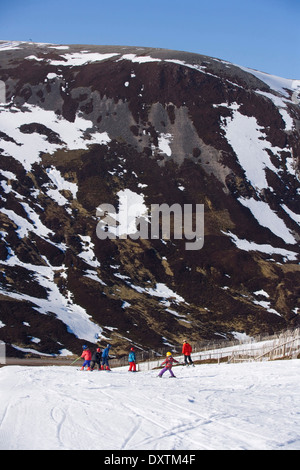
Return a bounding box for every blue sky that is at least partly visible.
[1,0,299,78]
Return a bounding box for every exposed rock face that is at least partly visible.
[0,41,299,357]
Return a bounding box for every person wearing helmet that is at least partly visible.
[80,345,92,371]
[182,340,194,366]
[128,347,137,372]
[158,352,179,378]
[101,344,112,370]
[91,347,102,371]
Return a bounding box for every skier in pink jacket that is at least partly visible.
[158,352,179,378]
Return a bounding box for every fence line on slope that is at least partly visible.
[121,327,300,370]
[228,328,300,363]
[5,327,298,369]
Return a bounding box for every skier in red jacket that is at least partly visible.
[80,345,92,371]
[182,340,194,366]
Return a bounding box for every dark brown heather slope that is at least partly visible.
[0,42,299,358]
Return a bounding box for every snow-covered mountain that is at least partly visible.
[0,41,299,357]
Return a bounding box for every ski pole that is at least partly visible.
[70,357,81,366]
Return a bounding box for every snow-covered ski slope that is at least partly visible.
[0,359,299,450]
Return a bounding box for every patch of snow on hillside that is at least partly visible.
[165,59,207,74]
[0,207,52,239]
[26,52,119,66]
[116,189,148,237]
[78,235,100,268]
[132,282,185,303]
[0,41,23,51]
[221,103,281,191]
[223,231,298,261]
[254,289,269,297]
[237,65,295,97]
[0,254,100,343]
[120,54,161,64]
[83,269,107,286]
[48,46,70,50]
[0,103,111,170]
[253,298,281,316]
[238,197,297,245]
[97,189,148,238]
[45,166,78,207]
[281,204,300,225]
[255,90,294,131]
[158,133,173,157]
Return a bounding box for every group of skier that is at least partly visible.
[80,343,136,372]
[80,343,112,371]
[79,340,194,377]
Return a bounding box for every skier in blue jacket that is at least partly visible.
[101,344,111,370]
[128,347,137,372]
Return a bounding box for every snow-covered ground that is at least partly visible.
[0,359,299,450]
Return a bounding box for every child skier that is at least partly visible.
[91,348,102,371]
[158,352,179,378]
[101,344,111,370]
[128,347,137,372]
[80,345,92,371]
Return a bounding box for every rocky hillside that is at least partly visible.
[0,41,299,358]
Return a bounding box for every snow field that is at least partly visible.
[0,359,299,450]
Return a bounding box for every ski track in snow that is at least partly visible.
[0,360,299,450]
